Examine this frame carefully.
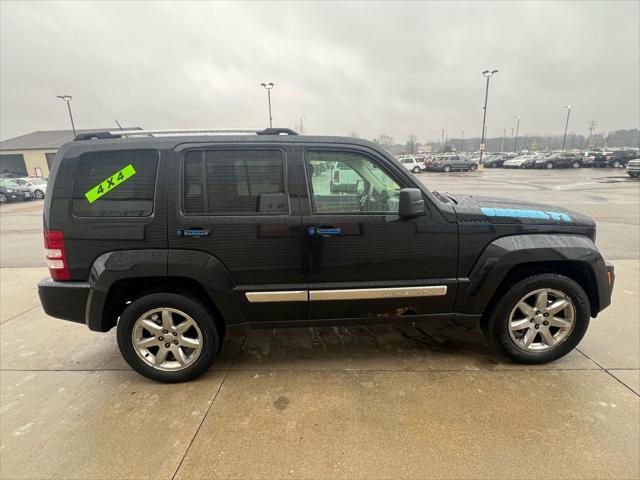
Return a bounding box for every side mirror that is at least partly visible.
[398,188,425,219]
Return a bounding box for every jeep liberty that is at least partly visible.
[38,128,615,382]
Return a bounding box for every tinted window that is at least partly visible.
[72,150,158,217]
[183,149,288,215]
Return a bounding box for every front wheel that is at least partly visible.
[612,160,621,168]
[468,164,477,171]
[485,273,590,364]
[412,166,420,173]
[572,161,581,169]
[34,189,45,199]
[546,162,554,169]
[443,165,451,172]
[0,193,7,203]
[117,293,221,382]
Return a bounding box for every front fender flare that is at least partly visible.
[456,234,610,315]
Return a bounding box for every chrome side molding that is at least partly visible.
[245,286,447,302]
[245,291,308,303]
[309,286,447,301]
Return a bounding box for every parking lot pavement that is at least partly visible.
[1,169,638,479]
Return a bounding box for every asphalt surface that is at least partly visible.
[1,168,638,479]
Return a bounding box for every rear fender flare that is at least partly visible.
[86,249,243,331]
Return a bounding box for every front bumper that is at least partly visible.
[4,191,31,201]
[38,278,90,325]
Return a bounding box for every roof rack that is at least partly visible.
[73,128,298,141]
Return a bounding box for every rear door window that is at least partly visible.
[72,149,159,217]
[182,149,289,215]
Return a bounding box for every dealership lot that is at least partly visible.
[1,168,638,479]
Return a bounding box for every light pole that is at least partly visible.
[260,82,274,128]
[478,69,498,167]
[56,95,76,136]
[513,116,521,152]
[501,129,506,152]
[561,105,572,152]
[460,130,465,152]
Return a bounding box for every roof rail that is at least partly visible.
[73,128,299,141]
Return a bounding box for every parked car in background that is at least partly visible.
[399,156,426,173]
[330,160,363,193]
[534,153,582,169]
[0,179,33,203]
[583,149,639,168]
[484,154,514,168]
[14,177,48,199]
[626,159,640,178]
[425,154,477,172]
[503,154,538,169]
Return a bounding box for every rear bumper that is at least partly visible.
[38,278,90,325]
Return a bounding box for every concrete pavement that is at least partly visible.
[1,169,638,479]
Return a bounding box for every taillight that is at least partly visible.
[44,230,70,281]
[333,170,340,182]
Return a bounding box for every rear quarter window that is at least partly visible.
[71,149,159,217]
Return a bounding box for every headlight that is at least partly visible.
[6,189,15,193]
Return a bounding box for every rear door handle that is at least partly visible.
[176,227,210,238]
[307,226,342,237]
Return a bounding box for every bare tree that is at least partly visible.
[375,134,395,151]
[406,133,418,154]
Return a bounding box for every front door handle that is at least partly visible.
[307,226,342,237]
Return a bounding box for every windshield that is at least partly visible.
[0,179,19,187]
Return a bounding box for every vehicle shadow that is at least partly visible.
[224,319,592,371]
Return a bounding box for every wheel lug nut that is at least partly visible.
[535,311,540,315]
[165,343,170,348]
[163,330,168,334]
[543,321,549,326]
[172,332,177,336]
[158,336,164,341]
[174,340,178,345]
[530,319,534,322]
[535,324,540,329]
[543,313,549,317]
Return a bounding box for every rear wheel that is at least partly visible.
[117,293,221,382]
[572,161,580,169]
[486,274,590,364]
[0,193,7,203]
[412,166,420,173]
[546,162,554,169]
[612,160,621,168]
[443,165,451,172]
[469,164,477,171]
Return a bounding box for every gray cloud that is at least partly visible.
[1,1,638,142]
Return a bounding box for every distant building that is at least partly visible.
[0,128,139,178]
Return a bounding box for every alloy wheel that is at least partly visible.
[35,190,44,199]
[508,288,576,352]
[0,193,7,203]
[131,307,203,371]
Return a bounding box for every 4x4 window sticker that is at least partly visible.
[84,164,136,203]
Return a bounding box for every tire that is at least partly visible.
[486,273,590,364]
[443,165,451,172]
[34,189,45,199]
[469,164,477,171]
[0,193,7,203]
[572,161,580,169]
[412,166,420,173]
[117,293,221,383]
[546,162,554,169]
[613,160,621,168]
[628,173,639,178]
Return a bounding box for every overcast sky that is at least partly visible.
[1,1,638,142]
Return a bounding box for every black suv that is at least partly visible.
[38,128,614,382]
